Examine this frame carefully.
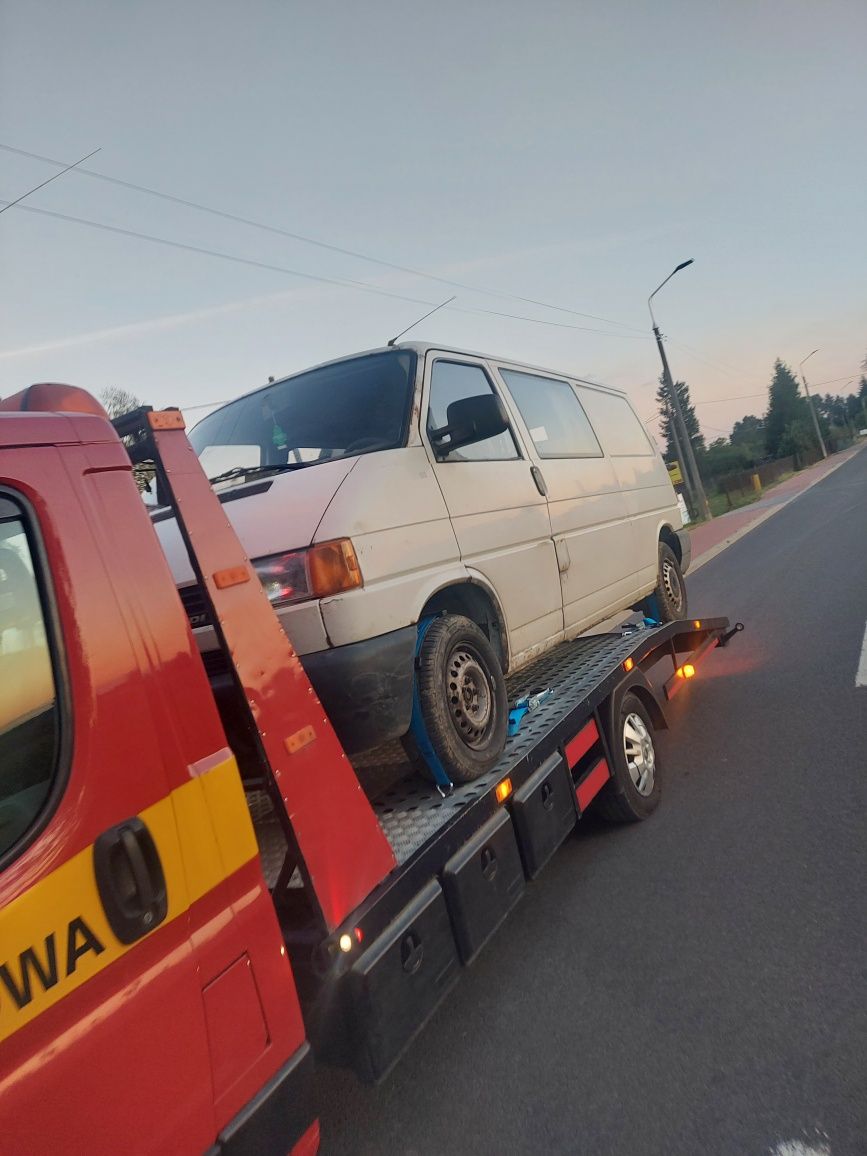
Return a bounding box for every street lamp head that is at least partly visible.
[799,349,819,371]
[648,259,696,323]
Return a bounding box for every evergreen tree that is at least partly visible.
[764,360,809,458]
[655,378,705,461]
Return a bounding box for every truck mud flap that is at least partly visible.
[348,880,460,1082]
[510,752,577,879]
[441,809,525,964]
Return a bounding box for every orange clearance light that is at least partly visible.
[495,778,513,804]
[682,663,696,679]
[285,726,316,755]
[147,409,185,430]
[693,619,702,630]
[623,657,634,672]
[213,565,250,589]
[338,934,353,954]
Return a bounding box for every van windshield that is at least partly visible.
[189,349,416,478]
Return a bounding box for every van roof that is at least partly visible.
[270,342,628,395]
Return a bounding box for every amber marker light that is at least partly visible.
[495,778,513,804]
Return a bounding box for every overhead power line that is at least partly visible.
[0,140,646,335]
[0,198,650,340]
[0,147,100,216]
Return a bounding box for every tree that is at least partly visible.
[100,386,142,419]
[764,360,809,458]
[730,414,765,463]
[99,387,154,494]
[655,378,705,462]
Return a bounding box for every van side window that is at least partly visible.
[499,369,602,458]
[577,389,655,456]
[427,362,519,462]
[0,497,62,860]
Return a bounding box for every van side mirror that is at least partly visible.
[430,393,510,457]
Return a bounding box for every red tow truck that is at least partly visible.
[0,385,741,1154]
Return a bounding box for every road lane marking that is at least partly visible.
[857,619,867,687]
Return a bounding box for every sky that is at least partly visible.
[1,0,865,443]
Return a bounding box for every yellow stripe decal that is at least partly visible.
[0,753,258,1045]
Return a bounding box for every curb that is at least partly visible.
[689,442,867,574]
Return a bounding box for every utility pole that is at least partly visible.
[648,261,711,521]
[799,350,828,460]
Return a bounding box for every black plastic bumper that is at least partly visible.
[208,624,416,764]
[301,625,416,753]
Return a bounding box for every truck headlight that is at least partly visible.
[253,539,362,607]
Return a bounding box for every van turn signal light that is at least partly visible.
[676,663,696,679]
[623,657,634,672]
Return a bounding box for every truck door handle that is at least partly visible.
[93,818,168,944]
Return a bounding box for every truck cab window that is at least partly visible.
[0,500,60,859]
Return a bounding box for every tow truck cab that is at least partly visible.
[0,387,317,1156]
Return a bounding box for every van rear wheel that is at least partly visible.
[404,614,508,785]
[653,542,688,622]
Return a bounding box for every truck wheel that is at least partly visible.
[595,692,661,822]
[405,615,508,784]
[653,542,688,622]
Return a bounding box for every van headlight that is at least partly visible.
[253,539,362,607]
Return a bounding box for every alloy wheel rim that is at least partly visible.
[623,712,655,796]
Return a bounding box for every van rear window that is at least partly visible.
[577,388,655,457]
[189,350,416,477]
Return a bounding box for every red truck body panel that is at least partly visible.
[0,410,310,1152]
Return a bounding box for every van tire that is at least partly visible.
[654,542,688,622]
[405,614,508,784]
[595,692,661,823]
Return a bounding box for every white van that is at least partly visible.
[154,343,690,782]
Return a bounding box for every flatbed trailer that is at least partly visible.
[273,617,741,1081]
[0,386,742,1153]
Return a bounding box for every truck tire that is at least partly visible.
[405,614,508,785]
[595,692,661,822]
[654,542,688,622]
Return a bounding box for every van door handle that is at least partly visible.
[93,818,168,944]
[530,466,548,496]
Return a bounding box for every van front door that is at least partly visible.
[423,356,563,662]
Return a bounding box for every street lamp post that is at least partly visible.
[799,349,828,460]
[648,260,711,521]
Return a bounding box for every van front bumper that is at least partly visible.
[206,625,417,763]
[300,625,417,753]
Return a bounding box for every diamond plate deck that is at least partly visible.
[371,628,661,864]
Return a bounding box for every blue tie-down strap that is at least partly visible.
[641,591,662,627]
[408,616,453,791]
[507,688,554,737]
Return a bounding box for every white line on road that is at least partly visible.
[857,619,867,687]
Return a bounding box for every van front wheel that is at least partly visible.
[405,615,508,785]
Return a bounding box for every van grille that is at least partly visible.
[178,583,211,628]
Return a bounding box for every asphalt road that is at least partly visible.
[316,449,867,1156]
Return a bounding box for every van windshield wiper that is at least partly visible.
[207,463,308,485]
